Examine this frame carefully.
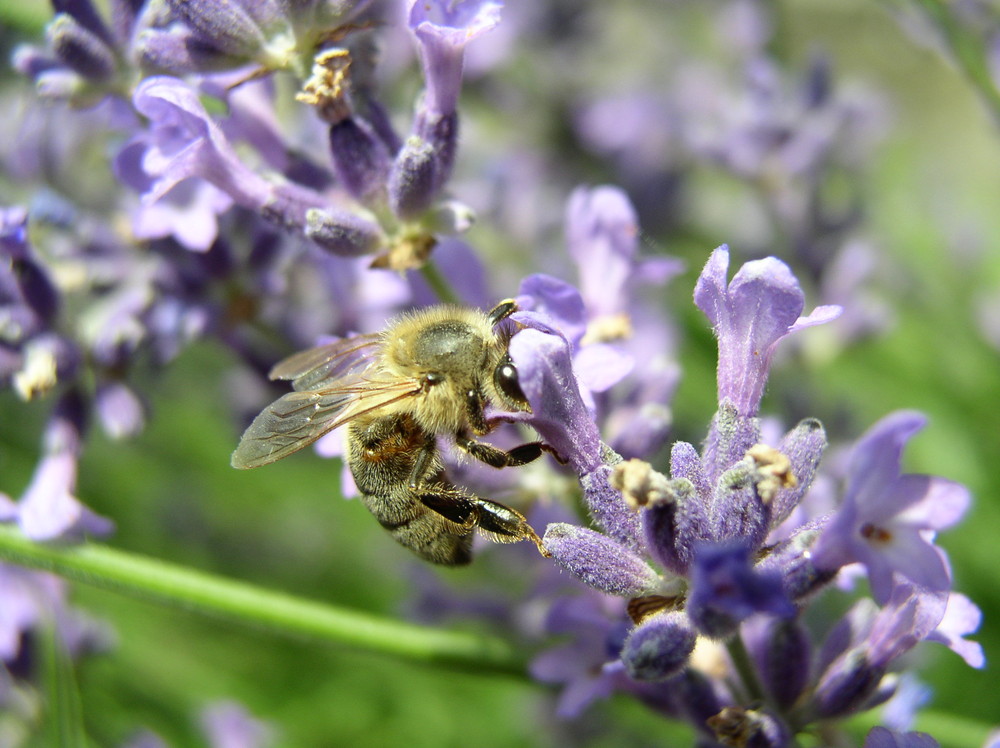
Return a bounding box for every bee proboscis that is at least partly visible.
[232,300,551,565]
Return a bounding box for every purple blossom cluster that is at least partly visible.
[0,0,991,746]
[508,246,983,745]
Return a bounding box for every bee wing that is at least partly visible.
[269,333,382,392]
[231,375,422,469]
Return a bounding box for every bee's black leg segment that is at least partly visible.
[457,436,546,468]
[417,489,479,530]
[474,498,551,557]
[487,298,518,326]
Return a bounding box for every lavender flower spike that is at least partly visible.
[810,411,970,604]
[694,245,841,417]
[407,0,503,117]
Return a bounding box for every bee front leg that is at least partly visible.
[456,435,548,468]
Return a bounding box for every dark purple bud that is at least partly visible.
[328,117,390,204]
[812,648,885,719]
[166,0,266,57]
[582,462,644,555]
[711,459,771,550]
[707,707,792,748]
[53,0,115,48]
[621,612,696,682]
[757,519,837,602]
[543,523,661,597]
[642,476,702,576]
[387,136,437,219]
[414,108,458,193]
[753,618,811,709]
[670,668,722,729]
[770,418,827,527]
[388,109,459,219]
[135,27,235,74]
[304,208,383,257]
[863,726,941,748]
[686,541,794,639]
[47,14,117,81]
[702,402,761,484]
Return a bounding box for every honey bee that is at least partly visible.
[231,300,551,565]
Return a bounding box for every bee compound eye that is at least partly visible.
[494,360,528,405]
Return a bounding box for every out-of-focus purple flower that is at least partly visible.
[120,77,328,241]
[407,0,503,117]
[881,673,932,731]
[810,411,969,604]
[564,185,682,322]
[10,392,114,541]
[515,274,633,404]
[95,380,147,440]
[200,700,274,748]
[694,245,841,418]
[529,595,643,718]
[926,592,985,668]
[811,583,946,719]
[863,726,941,748]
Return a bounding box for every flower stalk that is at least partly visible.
[0,525,527,677]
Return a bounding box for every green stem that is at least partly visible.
[419,261,462,305]
[905,0,1000,126]
[725,633,767,706]
[0,525,526,678]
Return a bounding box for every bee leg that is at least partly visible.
[487,298,518,326]
[457,436,548,468]
[416,488,479,530]
[472,498,551,558]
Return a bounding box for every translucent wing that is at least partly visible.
[231,375,422,468]
[269,333,382,391]
[232,333,419,469]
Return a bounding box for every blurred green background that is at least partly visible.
[2,0,999,746]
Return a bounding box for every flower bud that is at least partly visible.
[304,209,383,257]
[543,523,661,597]
[47,14,117,81]
[621,611,696,682]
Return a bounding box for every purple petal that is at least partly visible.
[565,185,639,317]
[846,411,927,515]
[200,700,273,748]
[507,324,600,475]
[694,246,838,416]
[926,592,985,669]
[408,0,502,115]
[572,343,633,393]
[17,452,114,541]
[515,274,587,345]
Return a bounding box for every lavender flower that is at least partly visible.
[810,411,970,604]
[694,244,841,418]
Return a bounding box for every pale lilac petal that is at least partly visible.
[926,593,985,669]
[572,343,633,393]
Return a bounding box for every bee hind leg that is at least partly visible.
[472,498,551,558]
